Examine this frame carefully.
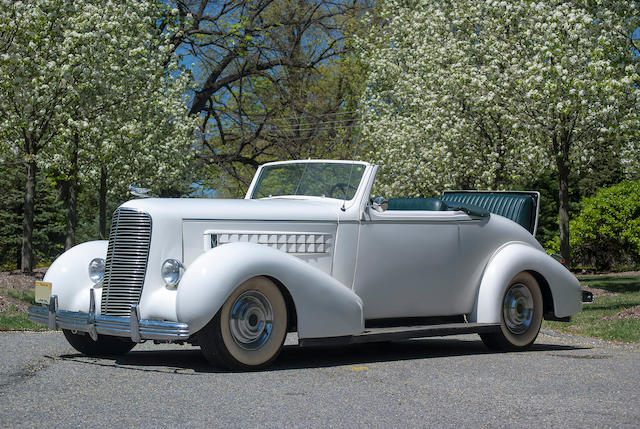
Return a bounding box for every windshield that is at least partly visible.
[251,162,366,200]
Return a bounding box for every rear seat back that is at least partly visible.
[441,191,538,235]
[387,198,448,211]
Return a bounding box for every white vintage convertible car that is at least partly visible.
[29,160,590,370]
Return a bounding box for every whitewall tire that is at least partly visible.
[199,276,288,370]
[480,271,543,351]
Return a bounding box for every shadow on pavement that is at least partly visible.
[58,337,587,374]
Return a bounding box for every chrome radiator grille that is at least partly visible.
[101,208,152,316]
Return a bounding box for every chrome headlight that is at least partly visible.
[88,258,105,285]
[161,259,184,287]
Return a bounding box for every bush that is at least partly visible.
[570,181,640,270]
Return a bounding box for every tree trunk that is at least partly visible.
[99,165,107,239]
[21,159,36,273]
[64,177,77,250]
[557,142,571,267]
[65,133,79,250]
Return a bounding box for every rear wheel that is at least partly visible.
[480,272,543,351]
[62,330,136,356]
[199,276,288,370]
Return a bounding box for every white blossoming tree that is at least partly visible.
[360,0,640,264]
[0,0,196,271]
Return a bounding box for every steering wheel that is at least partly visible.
[329,182,358,199]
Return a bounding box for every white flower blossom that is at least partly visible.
[358,0,640,196]
[0,0,198,201]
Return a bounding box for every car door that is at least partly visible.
[353,208,473,320]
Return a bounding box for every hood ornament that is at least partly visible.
[129,184,154,198]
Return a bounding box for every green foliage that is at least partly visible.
[0,166,64,269]
[570,181,640,270]
[0,286,40,331]
[515,170,560,251]
[577,146,625,198]
[0,306,46,331]
[4,287,36,304]
[518,169,586,253]
[0,167,23,270]
[32,175,65,265]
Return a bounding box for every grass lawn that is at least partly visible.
[0,306,47,331]
[0,287,46,331]
[543,274,640,343]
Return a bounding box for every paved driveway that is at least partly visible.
[1,330,638,428]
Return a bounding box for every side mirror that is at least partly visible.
[369,196,388,213]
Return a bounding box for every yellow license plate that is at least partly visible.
[35,281,52,305]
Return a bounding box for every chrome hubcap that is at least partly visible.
[229,291,273,350]
[503,283,534,335]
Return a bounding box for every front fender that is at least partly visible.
[176,242,364,339]
[470,242,581,323]
[43,240,108,312]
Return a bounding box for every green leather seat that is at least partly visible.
[441,192,537,234]
[387,198,448,211]
[386,192,537,234]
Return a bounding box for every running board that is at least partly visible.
[299,322,501,347]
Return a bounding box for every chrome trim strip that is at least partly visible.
[183,218,339,224]
[28,306,190,341]
[364,219,484,224]
[48,295,58,330]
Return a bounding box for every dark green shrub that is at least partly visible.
[570,181,640,270]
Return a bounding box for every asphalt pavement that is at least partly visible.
[1,330,638,428]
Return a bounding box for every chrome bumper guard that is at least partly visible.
[27,291,190,343]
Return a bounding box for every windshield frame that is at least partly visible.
[246,160,371,201]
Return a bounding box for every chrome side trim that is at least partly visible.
[28,306,190,341]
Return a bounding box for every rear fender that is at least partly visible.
[470,242,581,323]
[42,240,108,312]
[176,242,364,338]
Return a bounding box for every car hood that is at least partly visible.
[119,197,340,223]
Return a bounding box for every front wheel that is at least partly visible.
[198,276,288,370]
[62,330,136,356]
[480,272,543,351]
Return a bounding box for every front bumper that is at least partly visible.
[28,291,190,342]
